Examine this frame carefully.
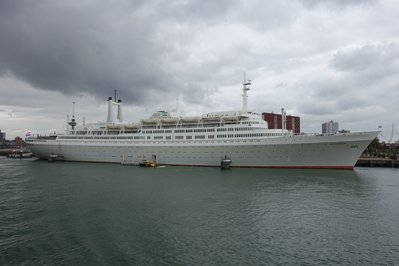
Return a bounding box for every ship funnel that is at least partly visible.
[117,99,123,122]
[107,97,114,123]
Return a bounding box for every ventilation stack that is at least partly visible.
[107,97,114,123]
[117,99,123,123]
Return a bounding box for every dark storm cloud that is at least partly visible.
[0,0,303,107]
[0,0,224,105]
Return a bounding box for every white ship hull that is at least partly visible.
[28,131,378,169]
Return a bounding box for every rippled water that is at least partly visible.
[0,157,398,265]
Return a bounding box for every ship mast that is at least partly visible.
[242,72,251,113]
[68,101,77,131]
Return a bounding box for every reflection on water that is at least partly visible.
[0,157,398,265]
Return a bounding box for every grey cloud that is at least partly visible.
[297,43,399,118]
[0,0,181,104]
[0,0,398,140]
[159,0,237,22]
[0,0,310,108]
[299,0,378,9]
[329,43,399,97]
[330,44,399,75]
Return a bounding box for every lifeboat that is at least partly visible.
[161,117,179,124]
[124,123,140,129]
[201,115,222,122]
[222,116,239,121]
[180,116,201,123]
[107,124,123,129]
[142,118,159,124]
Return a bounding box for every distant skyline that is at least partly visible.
[0,0,398,141]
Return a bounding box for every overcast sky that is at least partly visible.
[0,0,398,141]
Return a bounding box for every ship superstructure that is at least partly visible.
[27,80,378,169]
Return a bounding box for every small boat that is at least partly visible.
[139,159,158,167]
[221,157,232,169]
[6,150,34,158]
[48,154,58,162]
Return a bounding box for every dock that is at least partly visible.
[356,157,398,168]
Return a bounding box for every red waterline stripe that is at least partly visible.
[39,158,354,170]
[159,163,354,170]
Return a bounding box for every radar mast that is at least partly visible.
[68,101,77,131]
[242,72,251,113]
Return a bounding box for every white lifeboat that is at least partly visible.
[222,116,239,121]
[124,123,140,129]
[142,118,159,124]
[201,115,222,122]
[107,124,123,129]
[161,117,179,124]
[180,116,201,123]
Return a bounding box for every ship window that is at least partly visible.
[175,136,184,140]
[154,136,163,140]
[195,135,206,139]
[186,136,192,139]
[207,135,215,139]
[166,136,171,140]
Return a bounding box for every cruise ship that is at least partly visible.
[26,81,378,169]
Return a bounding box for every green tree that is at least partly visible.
[364,137,381,157]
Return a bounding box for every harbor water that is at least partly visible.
[1,157,398,265]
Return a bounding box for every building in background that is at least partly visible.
[0,130,5,144]
[262,112,301,134]
[15,136,24,148]
[322,120,339,135]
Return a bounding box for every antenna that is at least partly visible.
[114,89,117,102]
[66,114,69,133]
[68,101,77,131]
[388,124,399,143]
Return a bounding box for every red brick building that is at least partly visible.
[262,112,301,134]
[15,136,24,148]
